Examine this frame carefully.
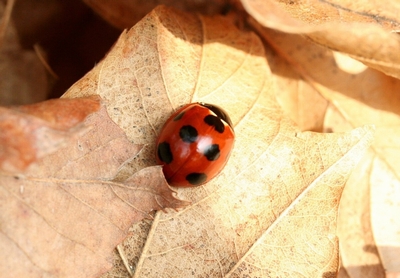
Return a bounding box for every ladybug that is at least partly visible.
[156,103,235,187]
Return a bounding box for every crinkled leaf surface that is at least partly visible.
[263,26,400,277]
[63,5,375,277]
[2,0,399,275]
[0,99,186,277]
[133,99,373,277]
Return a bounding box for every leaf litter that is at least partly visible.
[2,0,393,276]
[64,5,375,278]
[0,96,187,277]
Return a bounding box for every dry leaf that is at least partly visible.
[0,96,100,172]
[62,5,375,277]
[370,159,400,274]
[264,15,400,277]
[64,5,267,179]
[4,0,395,276]
[83,0,228,29]
[257,28,400,177]
[0,100,187,277]
[243,0,400,79]
[270,45,329,132]
[0,1,49,105]
[132,106,373,277]
[337,150,385,277]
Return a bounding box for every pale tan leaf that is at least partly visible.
[63,5,267,179]
[257,28,400,180]
[62,4,378,277]
[337,150,385,278]
[370,159,400,274]
[226,127,374,277]
[242,0,400,32]
[387,273,400,278]
[243,0,400,79]
[132,120,373,277]
[270,45,329,131]
[320,41,400,278]
[66,5,377,277]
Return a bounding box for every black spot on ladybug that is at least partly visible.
[204,115,225,133]
[180,125,198,143]
[174,111,185,121]
[203,144,220,161]
[157,142,173,164]
[186,173,207,186]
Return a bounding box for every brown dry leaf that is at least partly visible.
[61,5,374,277]
[0,100,187,277]
[83,0,228,29]
[0,96,100,172]
[0,1,49,105]
[242,0,400,79]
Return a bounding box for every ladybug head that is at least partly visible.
[198,102,233,130]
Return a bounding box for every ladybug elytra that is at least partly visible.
[156,103,235,187]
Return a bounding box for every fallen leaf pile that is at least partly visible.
[0,96,186,277]
[1,0,400,277]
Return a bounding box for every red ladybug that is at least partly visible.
[156,103,235,187]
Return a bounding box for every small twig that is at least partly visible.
[33,43,59,79]
[0,0,16,48]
